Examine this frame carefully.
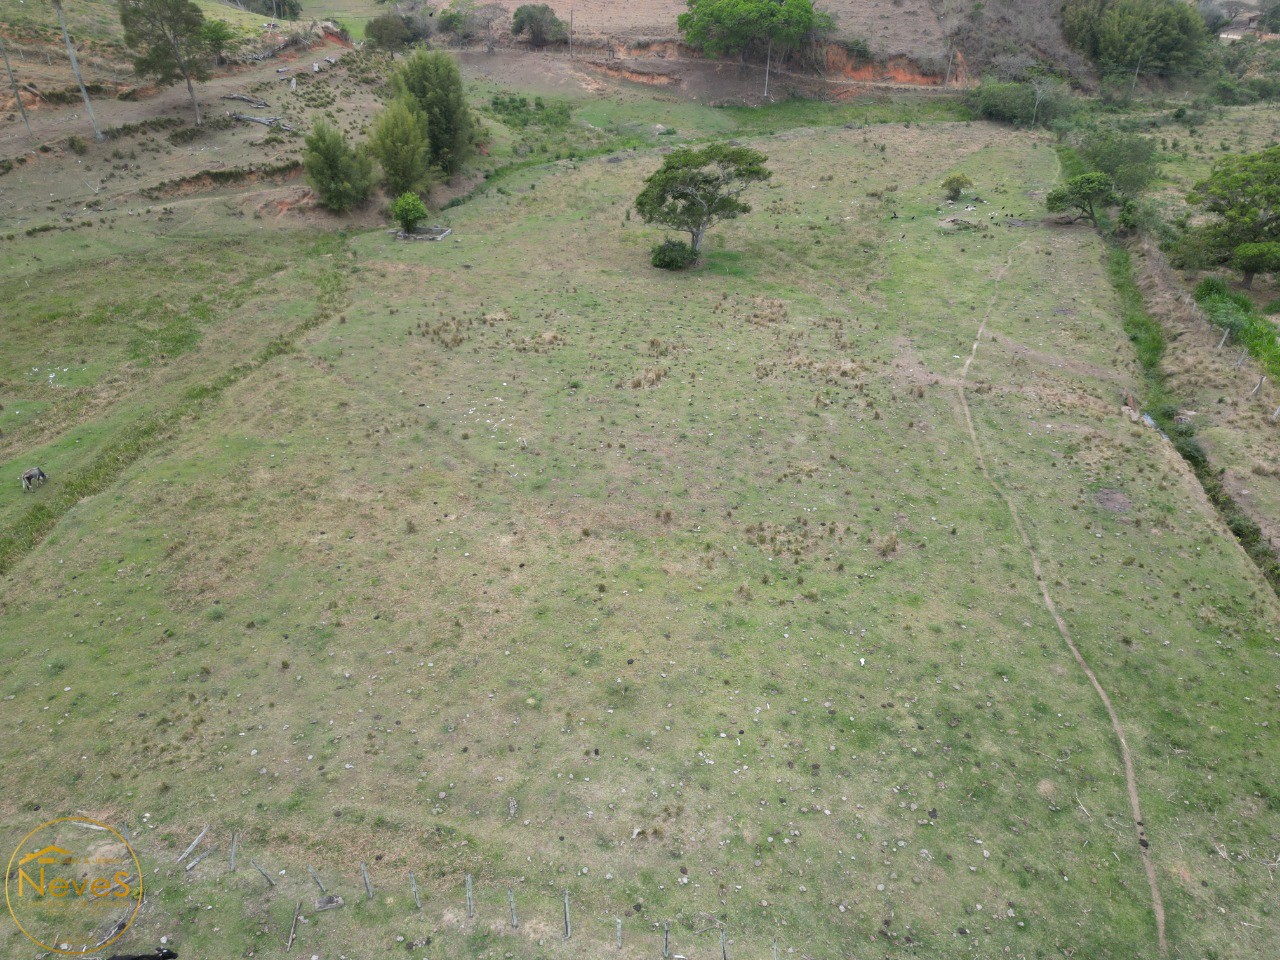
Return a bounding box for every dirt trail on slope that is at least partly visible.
[955,239,1169,956]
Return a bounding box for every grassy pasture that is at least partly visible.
[1,76,1280,960]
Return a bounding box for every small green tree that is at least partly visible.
[368,99,432,196]
[391,191,428,233]
[512,4,567,46]
[1046,173,1118,228]
[1232,242,1280,289]
[119,0,209,124]
[198,19,237,66]
[1189,146,1280,258]
[634,143,771,254]
[1078,129,1158,197]
[303,121,374,212]
[942,173,973,201]
[366,12,415,51]
[391,50,476,177]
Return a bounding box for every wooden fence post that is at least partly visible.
[307,866,326,894]
[508,888,518,928]
[229,832,237,873]
[410,872,421,911]
[361,861,373,900]
[563,889,571,940]
[466,873,475,918]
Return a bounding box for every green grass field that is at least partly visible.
[2,61,1280,960]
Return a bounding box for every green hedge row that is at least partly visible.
[1193,277,1280,384]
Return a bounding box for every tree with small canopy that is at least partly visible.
[941,173,973,201]
[1189,146,1280,257]
[120,0,209,124]
[390,50,476,177]
[303,121,374,212]
[368,99,432,196]
[366,12,416,51]
[391,191,429,233]
[512,4,567,46]
[1232,242,1280,289]
[1045,173,1117,229]
[634,143,771,256]
[199,19,238,66]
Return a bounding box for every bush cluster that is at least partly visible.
[650,240,698,270]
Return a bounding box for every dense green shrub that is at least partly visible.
[1077,129,1157,197]
[365,12,421,51]
[650,240,698,270]
[390,191,428,233]
[966,81,1071,127]
[512,4,567,46]
[1232,242,1280,289]
[303,121,374,212]
[1063,0,1210,77]
[390,50,476,177]
[941,173,973,201]
[368,99,432,196]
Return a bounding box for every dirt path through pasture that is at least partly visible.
[955,238,1169,955]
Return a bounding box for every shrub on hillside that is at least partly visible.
[390,50,477,177]
[512,4,568,46]
[942,173,973,201]
[390,191,428,233]
[368,12,417,51]
[1077,129,1157,197]
[368,99,432,196]
[303,121,373,212]
[650,239,698,270]
[966,80,1071,127]
[1063,0,1210,77]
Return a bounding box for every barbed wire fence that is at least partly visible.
[110,821,819,960]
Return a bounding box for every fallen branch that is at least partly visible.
[228,112,294,132]
[222,93,269,109]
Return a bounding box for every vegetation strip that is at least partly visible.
[0,263,346,577]
[1193,277,1280,385]
[1114,247,1280,595]
[956,240,1168,955]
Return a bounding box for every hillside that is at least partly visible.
[3,3,1280,959]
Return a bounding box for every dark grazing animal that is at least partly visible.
[106,949,177,960]
[21,467,47,491]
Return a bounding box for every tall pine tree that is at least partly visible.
[390,51,475,178]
